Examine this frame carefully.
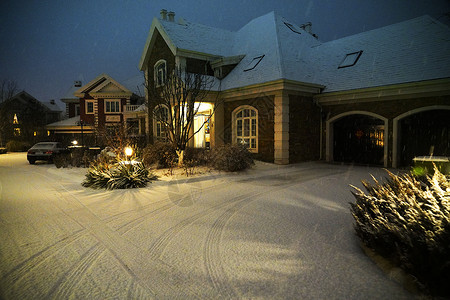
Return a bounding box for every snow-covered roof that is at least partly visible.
[41,100,62,112]
[311,15,450,92]
[47,115,80,127]
[61,84,79,100]
[142,12,450,93]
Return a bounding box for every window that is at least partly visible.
[14,128,21,136]
[338,50,363,68]
[75,104,80,116]
[284,22,301,34]
[153,105,169,140]
[86,101,94,114]
[13,113,19,124]
[234,106,258,151]
[154,60,167,86]
[105,99,121,113]
[244,55,265,72]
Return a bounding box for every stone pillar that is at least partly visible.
[212,102,224,148]
[274,92,289,164]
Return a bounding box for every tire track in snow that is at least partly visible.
[1,229,87,296]
[45,243,105,299]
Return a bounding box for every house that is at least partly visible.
[139,10,450,167]
[47,74,145,146]
[0,91,62,146]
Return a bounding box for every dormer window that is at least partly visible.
[244,55,265,72]
[154,60,167,86]
[338,51,363,68]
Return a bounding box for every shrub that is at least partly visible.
[6,140,30,152]
[208,144,254,172]
[142,142,177,169]
[0,147,7,154]
[350,167,450,297]
[54,153,70,168]
[82,160,156,189]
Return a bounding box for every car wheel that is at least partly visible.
[28,159,36,164]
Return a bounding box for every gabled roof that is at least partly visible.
[74,74,132,98]
[140,12,450,93]
[1,91,61,112]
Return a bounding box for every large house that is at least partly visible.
[137,10,450,167]
[47,74,145,145]
[0,91,62,146]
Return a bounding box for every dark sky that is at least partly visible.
[1,0,449,108]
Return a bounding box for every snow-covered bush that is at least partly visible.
[350,167,450,297]
[82,160,156,189]
[208,144,254,172]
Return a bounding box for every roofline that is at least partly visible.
[221,79,325,99]
[74,74,132,98]
[315,78,450,105]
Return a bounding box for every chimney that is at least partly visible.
[74,81,82,87]
[160,9,167,20]
[50,99,55,105]
[168,11,175,22]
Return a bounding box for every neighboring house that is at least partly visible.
[139,10,450,167]
[47,74,145,145]
[0,91,62,146]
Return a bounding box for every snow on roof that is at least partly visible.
[46,115,80,127]
[144,12,450,93]
[61,84,79,100]
[311,15,450,92]
[159,18,235,57]
[41,100,62,112]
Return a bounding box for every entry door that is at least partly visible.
[194,115,207,148]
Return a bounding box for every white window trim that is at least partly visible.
[154,59,167,87]
[104,99,121,114]
[232,105,258,153]
[153,104,169,140]
[85,100,95,114]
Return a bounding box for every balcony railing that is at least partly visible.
[125,104,143,112]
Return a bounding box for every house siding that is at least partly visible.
[289,95,321,163]
[224,96,275,162]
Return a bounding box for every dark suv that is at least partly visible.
[27,142,67,164]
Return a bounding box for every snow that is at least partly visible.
[0,153,416,299]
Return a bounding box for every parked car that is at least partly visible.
[27,142,68,164]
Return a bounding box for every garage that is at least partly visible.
[398,109,450,167]
[333,114,385,165]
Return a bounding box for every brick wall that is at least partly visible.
[289,95,321,163]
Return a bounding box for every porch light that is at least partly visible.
[124,146,133,157]
[72,140,78,145]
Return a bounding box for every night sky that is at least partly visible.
[1,0,449,109]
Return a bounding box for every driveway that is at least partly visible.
[0,153,415,299]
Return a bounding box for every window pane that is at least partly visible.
[251,138,256,149]
[244,119,250,136]
[244,109,249,117]
[251,110,256,117]
[237,120,242,136]
[244,139,250,147]
[251,119,256,136]
[237,111,242,118]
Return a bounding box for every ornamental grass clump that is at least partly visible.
[350,166,450,297]
[82,160,155,190]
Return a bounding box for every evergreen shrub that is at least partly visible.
[350,167,450,297]
[6,140,30,152]
[208,144,254,172]
[142,142,177,169]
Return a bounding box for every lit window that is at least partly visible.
[47,131,51,136]
[34,131,37,136]
[13,114,19,124]
[338,51,363,68]
[154,60,167,86]
[153,105,169,141]
[14,128,21,136]
[105,100,121,113]
[284,22,301,34]
[234,106,258,151]
[86,101,94,114]
[244,55,265,72]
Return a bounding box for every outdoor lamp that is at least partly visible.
[72,140,78,145]
[124,146,133,157]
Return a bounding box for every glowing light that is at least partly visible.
[72,140,78,145]
[124,147,133,157]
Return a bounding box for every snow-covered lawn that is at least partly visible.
[0,152,414,299]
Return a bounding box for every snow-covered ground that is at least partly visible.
[0,153,415,299]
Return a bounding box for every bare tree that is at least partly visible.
[0,79,19,103]
[146,66,221,166]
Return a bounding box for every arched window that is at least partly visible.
[154,60,167,87]
[153,105,169,141]
[233,106,258,152]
